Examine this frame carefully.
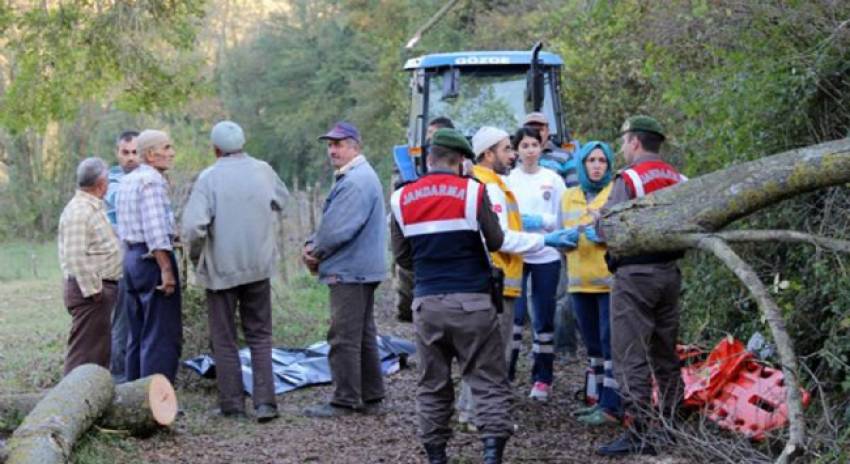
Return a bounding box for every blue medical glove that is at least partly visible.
[543,228,579,249]
[522,214,544,231]
[583,225,605,244]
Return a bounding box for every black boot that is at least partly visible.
[482,437,507,464]
[596,428,657,456]
[423,443,448,464]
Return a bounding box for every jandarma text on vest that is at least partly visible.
[402,184,467,206]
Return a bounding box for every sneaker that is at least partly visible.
[577,408,620,426]
[572,404,599,417]
[529,382,550,401]
[255,403,279,423]
[302,402,358,418]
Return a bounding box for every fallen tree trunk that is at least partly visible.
[5,364,113,464]
[598,137,850,464]
[0,374,178,437]
[599,137,850,256]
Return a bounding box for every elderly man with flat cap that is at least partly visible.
[591,115,687,457]
[301,121,387,418]
[182,121,289,422]
[116,129,182,383]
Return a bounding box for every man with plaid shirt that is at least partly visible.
[117,129,182,383]
[58,157,123,375]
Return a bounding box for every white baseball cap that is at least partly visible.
[211,120,246,153]
[472,126,510,157]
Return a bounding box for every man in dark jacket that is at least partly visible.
[391,129,577,464]
[302,121,387,418]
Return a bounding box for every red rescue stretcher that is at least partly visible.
[676,337,811,441]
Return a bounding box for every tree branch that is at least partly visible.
[600,137,850,257]
[685,230,850,253]
[693,236,806,463]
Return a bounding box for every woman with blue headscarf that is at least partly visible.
[560,141,622,425]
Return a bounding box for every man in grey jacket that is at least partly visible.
[302,121,387,418]
[182,120,289,422]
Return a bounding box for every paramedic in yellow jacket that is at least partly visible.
[561,141,623,426]
[455,126,553,431]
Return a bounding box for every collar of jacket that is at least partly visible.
[471,164,506,188]
[334,154,366,179]
[74,189,104,210]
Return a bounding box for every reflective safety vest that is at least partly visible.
[390,173,491,297]
[471,165,523,297]
[620,159,685,199]
[560,184,613,293]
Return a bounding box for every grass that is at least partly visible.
[0,240,333,463]
[0,240,62,282]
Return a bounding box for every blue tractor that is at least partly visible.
[394,44,572,180]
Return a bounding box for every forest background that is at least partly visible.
[0,0,848,460]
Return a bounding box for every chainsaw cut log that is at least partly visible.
[5,364,113,464]
[0,374,178,437]
[100,374,178,436]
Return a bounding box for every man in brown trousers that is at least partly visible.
[301,122,387,418]
[182,121,289,422]
[596,116,687,456]
[390,129,578,464]
[58,157,123,375]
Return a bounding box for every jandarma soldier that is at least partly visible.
[390,129,577,464]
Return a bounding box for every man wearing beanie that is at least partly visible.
[182,121,289,422]
[116,129,182,383]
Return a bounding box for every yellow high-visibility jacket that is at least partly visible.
[561,184,613,293]
[472,165,524,297]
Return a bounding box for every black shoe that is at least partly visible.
[423,443,448,464]
[596,429,657,456]
[255,403,279,423]
[482,436,507,464]
[361,400,387,416]
[214,408,247,420]
[302,402,358,418]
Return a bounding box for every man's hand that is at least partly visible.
[157,268,177,295]
[152,249,177,296]
[302,244,320,275]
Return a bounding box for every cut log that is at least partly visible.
[0,375,178,437]
[100,374,178,437]
[5,364,113,464]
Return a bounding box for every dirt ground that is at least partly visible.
[128,287,682,464]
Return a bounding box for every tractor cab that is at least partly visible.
[395,48,568,180]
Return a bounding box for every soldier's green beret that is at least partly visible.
[431,128,475,159]
[620,115,665,140]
